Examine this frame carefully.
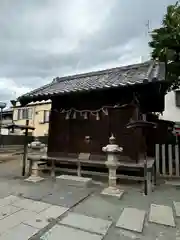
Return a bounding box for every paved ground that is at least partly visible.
[0,159,179,239]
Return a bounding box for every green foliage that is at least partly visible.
[149,1,180,90]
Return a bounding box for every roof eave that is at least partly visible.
[18,79,167,106]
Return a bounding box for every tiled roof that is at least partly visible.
[15,99,51,107]
[18,60,165,102]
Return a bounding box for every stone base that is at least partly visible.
[25,176,44,183]
[165,180,180,186]
[101,187,124,198]
[56,175,92,187]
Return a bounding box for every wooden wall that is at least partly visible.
[47,83,165,161]
[48,94,146,161]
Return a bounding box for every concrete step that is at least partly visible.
[56,175,92,187]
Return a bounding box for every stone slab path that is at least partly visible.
[0,193,178,239]
[40,225,103,240]
[149,204,175,227]
[0,224,39,240]
[116,207,146,233]
[0,195,69,239]
[60,212,112,235]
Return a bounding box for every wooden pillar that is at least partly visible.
[142,114,148,195]
[175,144,179,177]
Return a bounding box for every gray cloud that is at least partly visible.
[0,0,177,103]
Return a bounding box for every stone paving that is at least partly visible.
[0,183,178,239]
[0,160,179,239]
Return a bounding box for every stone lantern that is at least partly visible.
[101,134,124,198]
[28,137,45,152]
[25,137,46,182]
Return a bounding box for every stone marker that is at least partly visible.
[101,187,124,198]
[60,212,112,235]
[116,207,146,233]
[56,175,92,187]
[149,204,175,227]
[173,201,180,217]
[40,225,103,240]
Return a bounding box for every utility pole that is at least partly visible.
[145,20,150,34]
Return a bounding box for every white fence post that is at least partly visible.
[168,144,173,176]
[155,143,180,178]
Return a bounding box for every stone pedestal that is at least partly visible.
[101,186,124,198]
[25,138,45,183]
[101,135,124,198]
[25,155,45,183]
[31,160,38,177]
[105,154,118,188]
[25,175,44,183]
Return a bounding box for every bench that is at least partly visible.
[28,152,156,194]
[38,153,106,177]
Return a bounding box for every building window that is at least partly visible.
[17,109,22,120]
[175,91,180,107]
[17,108,32,120]
[27,108,32,119]
[43,110,50,123]
[22,109,28,119]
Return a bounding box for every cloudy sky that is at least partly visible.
[0,0,177,105]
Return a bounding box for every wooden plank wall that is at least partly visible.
[48,103,145,161]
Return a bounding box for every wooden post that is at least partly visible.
[77,159,81,177]
[144,152,148,195]
[28,159,33,177]
[175,144,180,177]
[51,159,55,177]
[155,144,159,175]
[162,144,166,175]
[22,119,29,176]
[142,114,148,195]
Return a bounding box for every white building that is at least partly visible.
[160,90,180,122]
